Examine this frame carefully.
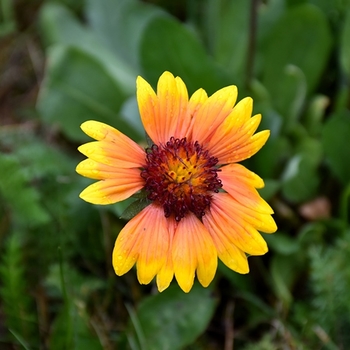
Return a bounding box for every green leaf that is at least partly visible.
[203,0,250,83]
[281,154,320,203]
[0,128,75,178]
[264,232,300,255]
[340,7,350,78]
[39,2,135,92]
[261,4,332,115]
[37,45,141,142]
[258,179,280,202]
[120,197,151,221]
[49,302,103,350]
[130,283,217,350]
[322,111,350,184]
[250,135,290,179]
[303,94,329,137]
[270,254,296,306]
[140,16,226,95]
[0,0,16,36]
[0,154,50,227]
[295,137,323,167]
[86,0,166,70]
[0,232,36,344]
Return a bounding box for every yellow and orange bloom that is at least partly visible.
[76,71,277,293]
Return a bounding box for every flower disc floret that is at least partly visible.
[141,137,222,221]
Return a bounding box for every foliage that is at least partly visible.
[1,0,350,348]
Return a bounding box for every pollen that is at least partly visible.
[141,137,222,221]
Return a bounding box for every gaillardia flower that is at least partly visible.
[76,71,277,293]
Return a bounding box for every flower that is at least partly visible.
[76,71,277,293]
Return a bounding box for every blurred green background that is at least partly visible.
[1,0,350,349]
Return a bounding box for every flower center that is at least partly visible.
[141,137,222,222]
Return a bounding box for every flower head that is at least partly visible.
[76,71,277,293]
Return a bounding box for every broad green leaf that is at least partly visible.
[281,154,320,203]
[140,16,227,95]
[130,283,217,350]
[340,7,350,78]
[264,232,300,255]
[203,0,250,83]
[250,135,290,179]
[39,2,135,93]
[270,254,299,306]
[257,0,287,42]
[322,111,350,184]
[309,0,350,20]
[86,0,166,70]
[303,94,329,137]
[258,179,280,202]
[0,154,50,227]
[295,137,323,167]
[261,4,332,115]
[37,45,141,142]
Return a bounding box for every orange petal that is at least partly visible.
[173,76,192,139]
[77,159,138,180]
[172,214,217,292]
[203,193,270,255]
[215,192,276,234]
[218,130,270,164]
[137,72,191,144]
[191,85,237,144]
[203,214,249,273]
[136,75,159,143]
[79,168,144,204]
[221,162,265,189]
[156,72,189,143]
[220,164,274,214]
[207,97,260,158]
[78,140,145,169]
[136,205,170,284]
[156,217,177,292]
[185,88,208,141]
[113,204,168,281]
[80,121,145,165]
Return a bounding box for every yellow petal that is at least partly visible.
[220,164,274,214]
[156,218,176,292]
[220,130,270,164]
[204,214,249,273]
[215,192,276,234]
[172,214,217,292]
[191,85,238,144]
[136,206,170,285]
[112,214,144,276]
[156,72,182,143]
[137,72,193,144]
[136,75,159,143]
[173,76,192,139]
[80,121,145,164]
[208,98,261,160]
[78,140,145,168]
[79,170,144,204]
[113,204,168,280]
[77,159,140,180]
[204,193,269,256]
